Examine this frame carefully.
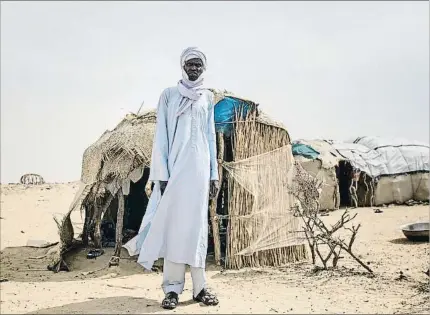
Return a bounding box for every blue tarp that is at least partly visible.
[292,143,320,160]
[214,97,252,135]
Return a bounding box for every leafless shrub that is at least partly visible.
[291,162,373,274]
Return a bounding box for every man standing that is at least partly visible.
[124,47,219,309]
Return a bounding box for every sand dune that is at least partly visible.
[0,183,428,314]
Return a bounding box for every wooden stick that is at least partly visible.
[210,132,225,266]
[334,177,341,210]
[136,99,145,115]
[110,188,125,266]
[93,202,103,248]
[82,205,90,246]
[94,193,115,248]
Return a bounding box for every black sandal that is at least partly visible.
[193,288,219,306]
[162,292,179,310]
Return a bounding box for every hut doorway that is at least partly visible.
[123,168,151,232]
[101,168,151,246]
[99,165,227,261]
[337,161,352,207]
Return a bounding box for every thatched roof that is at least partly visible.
[81,110,157,186]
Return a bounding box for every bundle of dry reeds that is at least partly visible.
[225,110,307,269]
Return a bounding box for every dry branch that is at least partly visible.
[291,162,373,273]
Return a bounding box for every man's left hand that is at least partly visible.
[209,180,220,200]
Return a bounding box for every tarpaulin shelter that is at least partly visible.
[292,137,429,210]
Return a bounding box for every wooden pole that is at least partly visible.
[334,184,340,210]
[93,203,102,248]
[82,205,90,246]
[110,188,125,267]
[93,194,114,248]
[137,99,145,115]
[210,133,225,266]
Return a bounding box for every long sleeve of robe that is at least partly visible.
[207,101,219,181]
[149,91,170,182]
[123,86,218,270]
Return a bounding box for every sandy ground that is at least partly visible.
[0,183,429,314]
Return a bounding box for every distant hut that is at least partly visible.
[351,136,429,206]
[51,90,307,272]
[292,140,342,210]
[292,137,429,210]
[20,173,45,185]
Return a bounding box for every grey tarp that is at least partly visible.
[293,137,429,209]
[328,136,429,177]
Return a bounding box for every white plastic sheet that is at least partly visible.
[331,136,429,177]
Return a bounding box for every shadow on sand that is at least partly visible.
[27,296,161,314]
[0,247,146,283]
[388,238,429,245]
[27,296,204,314]
[1,245,223,283]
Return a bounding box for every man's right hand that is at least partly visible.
[160,181,168,195]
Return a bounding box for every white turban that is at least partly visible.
[176,47,208,116]
[180,47,207,70]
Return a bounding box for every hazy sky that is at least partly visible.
[1,1,429,183]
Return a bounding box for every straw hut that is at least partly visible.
[50,90,306,272]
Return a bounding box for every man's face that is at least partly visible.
[183,58,204,81]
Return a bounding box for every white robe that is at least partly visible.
[123,86,218,270]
